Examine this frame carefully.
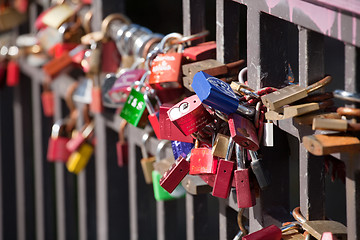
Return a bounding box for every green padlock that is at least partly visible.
[152,140,186,201]
[120,71,150,128]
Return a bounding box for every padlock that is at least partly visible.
[101,40,121,73]
[181,175,212,195]
[152,140,185,201]
[261,76,332,111]
[212,138,235,199]
[333,89,360,103]
[167,94,213,136]
[41,83,54,117]
[182,41,216,61]
[336,106,360,117]
[140,132,156,184]
[302,133,360,156]
[242,222,303,240]
[249,150,271,190]
[108,69,146,104]
[292,207,347,240]
[73,77,93,104]
[212,133,230,158]
[159,103,194,143]
[312,118,360,132]
[171,140,194,160]
[294,112,341,126]
[41,3,75,29]
[66,142,94,174]
[148,33,183,88]
[234,144,256,208]
[192,71,255,117]
[6,59,20,87]
[321,232,338,240]
[153,140,175,176]
[47,120,72,162]
[144,89,161,139]
[101,73,118,108]
[189,139,218,175]
[66,121,94,153]
[228,113,259,151]
[116,120,128,167]
[120,71,150,128]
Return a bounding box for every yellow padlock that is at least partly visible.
[66,142,93,174]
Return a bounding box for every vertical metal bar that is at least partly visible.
[156,200,178,240]
[78,171,87,240]
[128,131,138,240]
[216,0,240,63]
[298,27,325,220]
[0,93,3,240]
[219,199,238,239]
[186,194,208,240]
[95,114,109,240]
[13,85,26,240]
[183,0,205,44]
[53,93,66,240]
[31,79,45,240]
[345,45,360,94]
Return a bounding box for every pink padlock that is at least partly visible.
[47,120,71,162]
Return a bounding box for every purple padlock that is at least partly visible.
[171,140,194,160]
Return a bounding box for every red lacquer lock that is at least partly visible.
[228,113,259,151]
[101,40,121,73]
[242,225,282,240]
[168,95,213,136]
[144,89,161,139]
[47,120,72,162]
[48,42,78,58]
[189,140,218,175]
[159,103,193,143]
[234,143,256,208]
[212,138,235,199]
[66,122,94,153]
[183,41,216,61]
[41,90,54,117]
[159,154,190,194]
[116,120,128,167]
[90,86,103,113]
[6,59,20,87]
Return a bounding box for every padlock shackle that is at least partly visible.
[292,207,307,224]
[173,30,209,45]
[82,121,94,138]
[118,120,127,143]
[135,70,151,91]
[238,67,247,84]
[158,32,183,53]
[140,132,151,159]
[225,137,235,161]
[306,76,332,94]
[141,35,163,60]
[101,13,131,37]
[156,140,171,163]
[235,143,245,170]
[334,89,360,103]
[236,104,255,118]
[51,120,64,138]
[337,106,360,117]
[237,208,247,236]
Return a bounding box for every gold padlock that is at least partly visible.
[140,133,156,184]
[212,133,230,158]
[66,142,93,174]
[42,3,75,29]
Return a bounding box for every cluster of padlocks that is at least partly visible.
[3,1,358,239]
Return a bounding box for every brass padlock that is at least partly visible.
[42,3,75,29]
[212,133,230,158]
[140,132,156,184]
[66,142,94,174]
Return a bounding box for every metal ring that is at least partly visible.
[101,13,131,36]
[133,33,153,59]
[142,34,163,59]
[174,30,209,45]
[120,24,140,55]
[333,89,360,103]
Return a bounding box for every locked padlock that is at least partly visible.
[212,138,235,199]
[167,94,213,136]
[153,140,175,176]
[242,222,303,240]
[120,71,150,128]
[41,82,54,117]
[192,71,255,117]
[292,207,347,240]
[171,140,194,160]
[144,88,161,139]
[333,89,360,103]
[140,132,156,184]
[249,150,271,190]
[6,59,20,87]
[159,103,194,143]
[152,140,185,201]
[182,41,216,61]
[189,139,218,175]
[312,118,360,132]
[228,113,259,151]
[47,120,72,162]
[181,175,212,195]
[261,76,332,111]
[212,133,230,158]
[234,144,256,208]
[41,3,76,29]
[66,142,94,174]
[101,40,121,73]
[66,121,94,153]
[116,120,128,167]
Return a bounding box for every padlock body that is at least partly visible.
[168,95,213,136]
[148,112,161,139]
[120,88,148,128]
[66,143,93,174]
[47,137,71,162]
[189,148,218,175]
[261,84,306,110]
[171,141,194,160]
[212,133,230,158]
[212,159,234,199]
[116,141,128,167]
[159,156,190,194]
[192,71,239,114]
[159,103,194,143]
[234,169,256,208]
[228,113,259,151]
[183,41,216,61]
[242,225,281,240]
[66,132,85,153]
[6,60,20,87]
[101,40,121,73]
[90,87,103,113]
[149,52,182,86]
[141,156,156,184]
[41,91,54,117]
[152,170,176,201]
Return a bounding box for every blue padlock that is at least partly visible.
[192,71,255,117]
[171,140,194,160]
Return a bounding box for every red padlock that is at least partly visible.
[212,138,235,199]
[41,90,54,117]
[6,59,20,87]
[48,42,78,58]
[228,113,259,151]
[90,86,103,113]
[144,89,161,139]
[183,41,216,61]
[168,95,213,136]
[159,155,190,194]
[159,103,194,143]
[189,140,218,175]
[101,40,121,73]
[66,122,94,153]
[47,120,72,162]
[242,225,282,240]
[116,120,128,167]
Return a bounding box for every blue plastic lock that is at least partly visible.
[171,140,194,160]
